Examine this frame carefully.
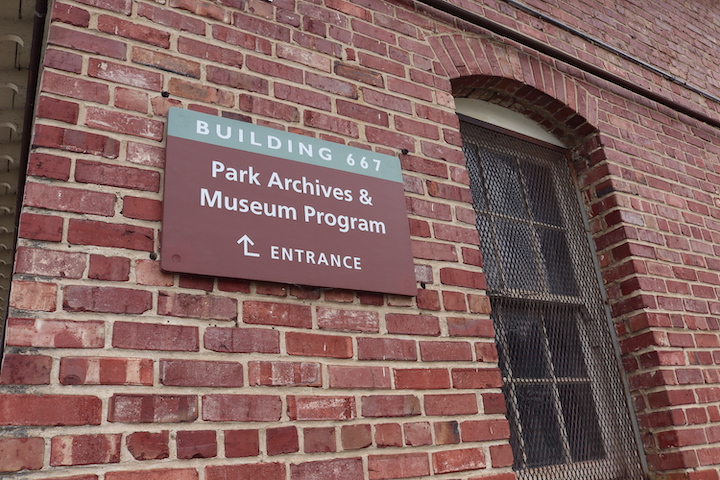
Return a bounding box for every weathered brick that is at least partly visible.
[286,331,353,358]
[451,368,503,389]
[386,313,440,336]
[248,361,321,387]
[224,429,260,457]
[25,182,116,216]
[204,326,280,353]
[0,354,52,385]
[159,292,237,321]
[207,463,284,480]
[132,46,201,78]
[68,219,154,251]
[291,457,363,480]
[357,337,417,360]
[460,419,511,442]
[85,107,165,141]
[75,159,160,192]
[432,447,486,474]
[37,95,79,124]
[317,307,379,332]
[33,124,120,158]
[304,427,336,453]
[328,365,391,389]
[361,395,421,418]
[9,281,57,312]
[107,468,198,480]
[424,393,478,415]
[267,426,299,455]
[368,453,430,479]
[126,431,169,460]
[89,255,130,281]
[15,247,86,279]
[5,318,104,348]
[394,368,450,389]
[202,394,282,422]
[50,434,121,466]
[64,286,151,314]
[0,437,44,472]
[287,396,356,420]
[243,301,311,328]
[0,394,101,426]
[60,357,153,385]
[108,394,198,423]
[161,359,243,387]
[177,430,216,459]
[41,70,110,103]
[113,322,199,352]
[97,15,170,48]
[48,25,126,59]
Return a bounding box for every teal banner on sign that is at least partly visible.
[161,108,417,296]
[167,108,403,183]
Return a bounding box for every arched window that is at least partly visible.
[458,99,645,479]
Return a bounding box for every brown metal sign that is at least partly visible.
[161,108,416,296]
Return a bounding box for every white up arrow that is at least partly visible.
[237,235,260,257]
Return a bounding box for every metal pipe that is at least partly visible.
[415,0,720,130]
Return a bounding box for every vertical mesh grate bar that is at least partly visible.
[461,118,645,480]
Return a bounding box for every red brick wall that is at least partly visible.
[2,0,720,479]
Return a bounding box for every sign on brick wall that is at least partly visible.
[161,108,416,296]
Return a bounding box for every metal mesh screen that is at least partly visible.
[460,117,645,480]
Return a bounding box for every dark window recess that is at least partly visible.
[460,116,644,480]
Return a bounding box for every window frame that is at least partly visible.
[459,113,647,480]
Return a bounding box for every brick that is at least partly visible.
[334,61,383,86]
[243,301,311,328]
[435,421,461,445]
[52,2,90,26]
[386,313,440,336]
[73,0,131,13]
[394,368,450,389]
[108,394,198,423]
[33,124,119,158]
[25,182,115,216]
[132,46,201,78]
[287,396,356,420]
[0,354,51,385]
[27,152,71,180]
[440,268,486,289]
[161,359,243,387]
[291,457,363,480]
[304,109,358,137]
[107,468,198,480]
[68,219,154,251]
[169,78,234,106]
[368,453,430,479]
[60,357,153,385]
[248,361,321,387]
[404,422,432,446]
[63,286,151,314]
[127,141,166,167]
[361,395,421,418]
[357,337,417,360]
[224,429,260,457]
[178,36,243,67]
[374,423,402,447]
[304,427,336,453]
[41,70,110,103]
[452,368,504,389]
[425,393,478,415]
[443,291,467,311]
[342,424,371,450]
[420,341,473,361]
[447,317,494,337]
[85,107,164,141]
[328,365,391,389]
[207,65,269,94]
[9,281,57,312]
[97,15,170,48]
[202,394,282,422]
[88,255,130,281]
[317,307,379,332]
[0,437,44,472]
[267,426,299,455]
[207,463,285,480]
[0,394,101,426]
[50,434,121,466]
[126,431,169,460]
[75,159,160,192]
[204,326,280,353]
[170,0,231,22]
[158,292,237,321]
[461,419,511,442]
[432,447,486,474]
[123,196,162,221]
[115,87,149,113]
[136,260,174,287]
[6,318,104,348]
[15,247,85,279]
[44,47,83,73]
[37,96,79,124]
[177,430,216,459]
[113,322,199,352]
[287,331,353,358]
[48,25,126,59]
